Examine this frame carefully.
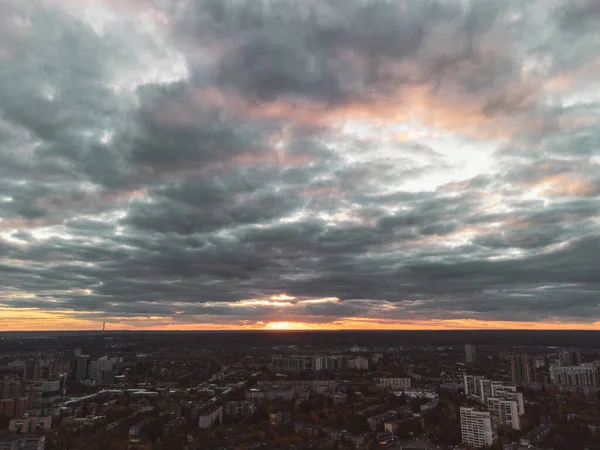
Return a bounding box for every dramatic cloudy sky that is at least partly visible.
[1,0,600,330]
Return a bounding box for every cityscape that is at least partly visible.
[1,331,600,449]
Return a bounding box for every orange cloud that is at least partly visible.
[181,85,547,142]
[527,174,594,197]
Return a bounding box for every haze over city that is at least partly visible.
[1,0,600,331]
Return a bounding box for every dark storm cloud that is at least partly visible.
[0,0,599,328]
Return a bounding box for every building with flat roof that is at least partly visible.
[510,353,536,383]
[465,345,477,364]
[464,374,484,397]
[460,407,495,448]
[198,405,223,429]
[486,397,520,430]
[272,356,307,373]
[550,363,599,387]
[375,377,411,390]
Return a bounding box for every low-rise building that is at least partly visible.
[374,378,411,390]
[225,401,254,420]
[269,411,292,426]
[8,416,52,434]
[198,405,223,429]
[0,435,45,450]
[519,424,551,447]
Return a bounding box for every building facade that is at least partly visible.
[349,356,369,370]
[375,377,411,390]
[460,407,495,448]
[9,417,52,434]
[486,397,521,430]
[510,353,536,383]
[493,387,525,416]
[225,401,254,420]
[464,374,484,397]
[272,356,307,373]
[559,350,581,367]
[198,405,223,429]
[465,345,477,364]
[550,363,600,387]
[75,356,90,382]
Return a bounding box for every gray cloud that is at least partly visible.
[0,0,599,329]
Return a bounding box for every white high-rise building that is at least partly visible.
[460,407,495,448]
[479,379,504,401]
[493,387,525,416]
[463,374,484,397]
[485,397,520,430]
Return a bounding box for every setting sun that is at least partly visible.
[264,321,311,330]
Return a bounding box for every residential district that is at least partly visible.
[0,331,600,450]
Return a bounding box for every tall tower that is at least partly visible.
[465,344,476,364]
[510,353,536,383]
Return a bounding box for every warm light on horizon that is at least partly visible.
[1,307,600,332]
[264,321,312,330]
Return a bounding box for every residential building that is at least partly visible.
[313,355,350,371]
[486,397,521,430]
[375,377,411,390]
[493,387,525,416]
[519,424,551,447]
[479,379,505,401]
[460,407,495,448]
[272,356,307,373]
[550,363,600,387]
[560,350,581,367]
[510,353,536,383]
[225,401,254,420]
[0,398,28,419]
[464,374,484,397]
[0,380,25,400]
[198,405,223,429]
[465,345,477,364]
[0,436,45,450]
[349,356,369,370]
[9,416,52,434]
[90,356,122,385]
[75,356,90,382]
[245,385,295,401]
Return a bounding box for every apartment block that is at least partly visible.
[550,363,600,387]
[374,377,411,390]
[460,407,495,448]
[486,397,521,430]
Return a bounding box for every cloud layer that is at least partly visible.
[1,0,600,330]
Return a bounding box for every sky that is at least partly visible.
[0,0,600,331]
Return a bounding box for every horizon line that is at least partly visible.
[2,328,600,333]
